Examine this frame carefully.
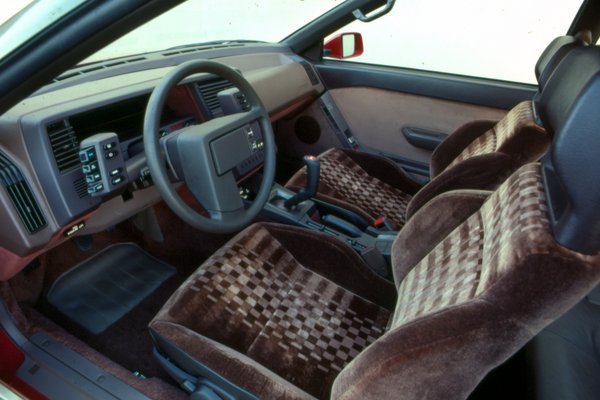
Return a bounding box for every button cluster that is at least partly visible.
[79,146,104,195]
[79,133,128,197]
[236,92,250,111]
[234,124,265,178]
[244,126,264,153]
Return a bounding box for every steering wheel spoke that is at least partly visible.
[231,107,263,127]
[185,167,244,215]
[144,60,275,233]
[208,207,248,225]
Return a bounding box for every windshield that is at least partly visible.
[84,0,344,64]
[0,0,87,61]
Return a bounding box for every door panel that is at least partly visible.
[315,62,537,178]
[318,62,536,109]
[329,87,507,165]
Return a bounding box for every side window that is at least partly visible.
[325,0,583,84]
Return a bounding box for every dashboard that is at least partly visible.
[0,43,324,278]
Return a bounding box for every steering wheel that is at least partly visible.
[143,60,276,233]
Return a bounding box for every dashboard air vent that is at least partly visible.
[73,176,89,199]
[47,119,80,173]
[197,80,234,118]
[0,151,47,234]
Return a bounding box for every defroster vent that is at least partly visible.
[0,151,47,234]
[47,119,80,173]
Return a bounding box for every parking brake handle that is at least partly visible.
[284,155,320,209]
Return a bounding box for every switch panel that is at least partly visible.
[79,133,128,197]
[234,121,264,179]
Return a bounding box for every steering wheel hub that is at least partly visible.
[143,60,276,233]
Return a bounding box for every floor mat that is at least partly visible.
[46,243,175,334]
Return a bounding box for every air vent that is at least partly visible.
[73,177,89,199]
[47,119,80,173]
[197,80,234,118]
[0,152,47,234]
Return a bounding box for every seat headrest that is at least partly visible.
[536,35,587,91]
[537,45,600,254]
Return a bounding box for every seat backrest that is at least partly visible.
[331,45,600,400]
[431,34,587,176]
[407,35,587,218]
[535,35,587,91]
[537,45,600,254]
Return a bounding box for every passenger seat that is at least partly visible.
[285,35,586,230]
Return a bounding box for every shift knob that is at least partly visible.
[284,155,321,209]
[302,155,320,198]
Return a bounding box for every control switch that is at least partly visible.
[79,132,128,197]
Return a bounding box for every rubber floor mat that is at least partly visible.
[46,243,175,334]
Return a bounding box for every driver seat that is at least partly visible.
[149,46,600,399]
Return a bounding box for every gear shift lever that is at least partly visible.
[284,155,320,209]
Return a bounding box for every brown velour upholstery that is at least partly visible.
[285,147,420,230]
[285,101,549,230]
[150,162,600,399]
[151,223,395,399]
[332,163,600,398]
[432,102,546,174]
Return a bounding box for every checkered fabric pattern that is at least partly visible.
[447,101,539,169]
[248,268,388,396]
[288,148,412,228]
[158,226,301,351]
[392,163,550,327]
[157,224,390,399]
[477,162,552,293]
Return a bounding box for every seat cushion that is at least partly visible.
[150,223,393,399]
[285,148,420,230]
[331,163,600,399]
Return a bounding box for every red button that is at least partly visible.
[374,217,386,226]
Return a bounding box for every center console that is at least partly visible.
[259,156,397,280]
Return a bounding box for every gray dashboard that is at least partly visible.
[0,43,323,271]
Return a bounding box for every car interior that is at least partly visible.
[0,1,600,399]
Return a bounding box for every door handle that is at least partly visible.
[353,0,395,22]
[402,127,447,151]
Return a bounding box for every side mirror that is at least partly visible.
[323,33,364,59]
